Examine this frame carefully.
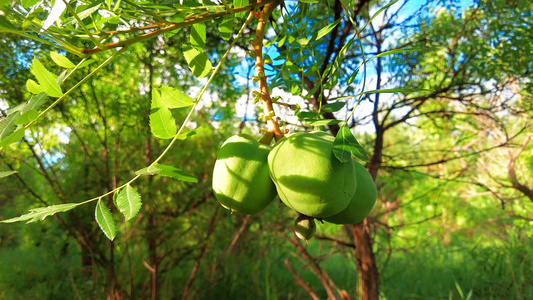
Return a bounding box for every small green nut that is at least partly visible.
[294,215,316,241]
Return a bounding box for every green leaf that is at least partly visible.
[31,57,63,97]
[233,0,248,18]
[78,59,95,68]
[15,109,39,125]
[0,203,81,223]
[135,163,198,183]
[26,79,42,94]
[324,37,355,79]
[219,16,233,41]
[333,126,369,163]
[23,93,48,113]
[157,164,198,182]
[0,113,19,141]
[373,48,420,59]
[150,90,177,139]
[5,103,25,115]
[115,184,142,221]
[0,128,25,147]
[50,52,76,68]
[361,88,431,95]
[291,83,301,96]
[182,45,212,78]
[21,0,39,8]
[362,0,398,31]
[159,86,194,108]
[0,15,19,34]
[63,4,102,26]
[309,119,343,126]
[190,22,206,51]
[95,199,116,241]
[176,128,206,140]
[316,18,342,41]
[297,111,318,120]
[0,170,17,179]
[321,102,345,113]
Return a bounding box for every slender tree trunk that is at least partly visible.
[145,41,160,300]
[352,222,379,300]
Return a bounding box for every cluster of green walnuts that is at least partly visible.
[212,131,377,241]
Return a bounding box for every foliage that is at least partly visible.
[1,0,532,298]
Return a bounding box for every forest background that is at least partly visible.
[0,0,532,299]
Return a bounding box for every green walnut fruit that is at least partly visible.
[212,134,277,214]
[268,131,357,218]
[294,215,316,241]
[324,160,377,224]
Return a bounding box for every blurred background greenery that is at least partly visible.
[0,0,532,298]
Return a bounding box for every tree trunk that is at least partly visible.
[353,122,383,299]
[352,221,379,300]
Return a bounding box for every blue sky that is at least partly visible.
[228,0,476,126]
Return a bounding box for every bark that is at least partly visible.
[352,221,379,300]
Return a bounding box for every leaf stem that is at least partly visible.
[83,0,280,55]
[61,0,107,49]
[3,12,257,222]
[25,48,127,131]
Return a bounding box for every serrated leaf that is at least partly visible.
[333,126,369,163]
[303,83,320,99]
[176,128,206,140]
[50,52,76,68]
[112,191,118,207]
[0,128,25,147]
[0,203,81,223]
[316,18,342,40]
[324,37,355,79]
[95,199,116,240]
[219,16,233,41]
[0,15,19,34]
[150,90,177,139]
[63,4,101,26]
[78,59,95,68]
[31,57,63,97]
[309,119,343,126]
[115,184,142,221]
[296,111,318,120]
[157,164,197,182]
[26,79,42,94]
[135,163,198,182]
[0,170,17,178]
[41,0,66,32]
[5,103,25,115]
[373,48,419,59]
[190,22,206,51]
[0,113,19,141]
[290,83,301,96]
[15,109,39,125]
[361,88,430,95]
[182,45,212,78]
[21,0,39,8]
[321,102,345,113]
[23,93,48,113]
[134,164,163,176]
[233,0,248,18]
[159,86,194,108]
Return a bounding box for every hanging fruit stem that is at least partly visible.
[253,1,284,143]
